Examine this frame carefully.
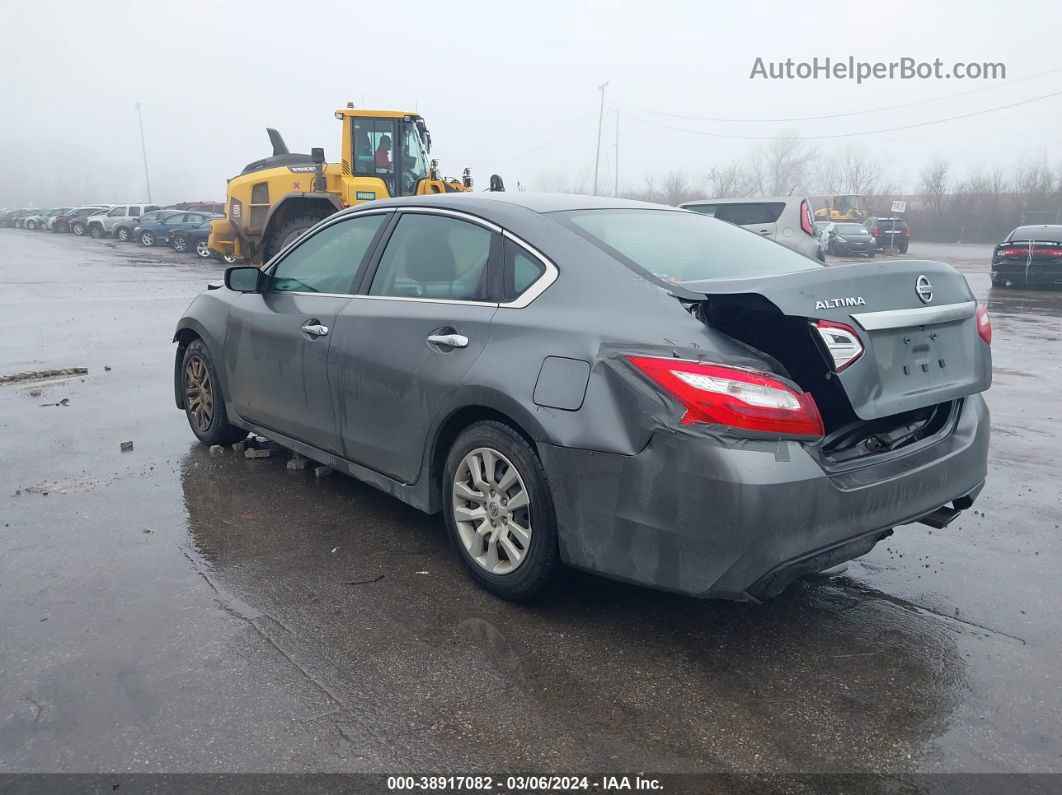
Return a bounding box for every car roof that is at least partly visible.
[1008,224,1062,239]
[679,196,803,207]
[339,192,674,217]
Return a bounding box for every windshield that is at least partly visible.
[400,120,430,195]
[558,209,822,284]
[835,223,865,234]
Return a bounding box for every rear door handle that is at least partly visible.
[427,333,468,348]
[301,323,329,337]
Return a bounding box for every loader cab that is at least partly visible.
[346,110,431,199]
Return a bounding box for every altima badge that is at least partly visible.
[916,275,934,304]
[815,297,866,310]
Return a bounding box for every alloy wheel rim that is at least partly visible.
[184,356,213,432]
[118,229,128,240]
[196,241,211,257]
[142,233,153,245]
[174,239,185,251]
[452,447,532,575]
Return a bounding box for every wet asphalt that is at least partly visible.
[0,230,1060,775]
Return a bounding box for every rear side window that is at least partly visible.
[559,209,822,284]
[501,239,546,302]
[686,202,785,225]
[270,214,386,294]
[369,213,494,301]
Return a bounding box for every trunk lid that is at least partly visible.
[681,259,992,420]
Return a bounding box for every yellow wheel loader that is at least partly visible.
[209,105,502,265]
[814,194,866,222]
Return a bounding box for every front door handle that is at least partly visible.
[427,333,469,348]
[301,323,329,337]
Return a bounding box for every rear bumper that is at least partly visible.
[992,263,1062,285]
[539,393,989,600]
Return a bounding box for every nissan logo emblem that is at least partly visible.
[916,275,934,304]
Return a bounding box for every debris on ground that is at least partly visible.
[245,448,272,459]
[232,441,247,453]
[314,466,334,479]
[209,445,224,458]
[29,389,42,397]
[104,366,112,371]
[415,571,429,575]
[346,575,385,586]
[287,454,309,470]
[120,441,134,453]
[331,547,341,554]
[39,398,70,407]
[0,367,88,385]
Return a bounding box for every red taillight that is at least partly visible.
[904,226,911,237]
[800,200,814,236]
[627,356,824,438]
[975,303,992,345]
[1032,246,1062,258]
[812,319,864,372]
[871,224,880,237]
[999,247,1026,258]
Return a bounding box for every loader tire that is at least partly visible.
[264,215,327,262]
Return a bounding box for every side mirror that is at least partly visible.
[311,147,325,164]
[225,266,263,293]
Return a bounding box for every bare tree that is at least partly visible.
[706,162,759,198]
[815,145,884,197]
[754,130,815,196]
[661,170,699,205]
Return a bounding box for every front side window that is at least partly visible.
[163,214,188,225]
[107,206,125,217]
[559,209,822,285]
[353,118,396,176]
[270,214,387,294]
[369,214,494,301]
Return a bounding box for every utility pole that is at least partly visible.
[134,102,152,202]
[614,110,620,197]
[593,81,609,196]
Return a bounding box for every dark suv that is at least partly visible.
[865,217,910,253]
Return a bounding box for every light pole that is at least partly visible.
[134,102,152,202]
[592,81,609,196]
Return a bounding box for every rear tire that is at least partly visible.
[181,339,247,446]
[116,227,131,242]
[443,421,560,601]
[264,215,327,261]
[140,231,155,247]
[172,235,188,253]
[195,240,213,259]
[72,222,85,236]
[89,225,103,239]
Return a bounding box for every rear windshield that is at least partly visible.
[1007,225,1062,242]
[835,223,865,234]
[685,202,785,225]
[557,209,822,284]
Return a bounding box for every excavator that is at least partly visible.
[814,194,866,222]
[209,104,503,265]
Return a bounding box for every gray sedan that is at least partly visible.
[173,194,992,601]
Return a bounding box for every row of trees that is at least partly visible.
[550,133,1061,243]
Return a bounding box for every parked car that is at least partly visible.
[113,209,180,242]
[14,210,42,229]
[679,196,823,261]
[53,204,111,234]
[2,209,34,228]
[821,221,877,257]
[170,219,236,261]
[865,217,910,253]
[813,221,831,259]
[68,205,113,236]
[991,225,1062,287]
[41,207,74,231]
[173,193,991,602]
[136,211,218,247]
[22,209,64,231]
[85,204,161,239]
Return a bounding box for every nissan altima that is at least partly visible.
[173,194,991,601]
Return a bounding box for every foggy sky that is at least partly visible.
[1,0,1059,208]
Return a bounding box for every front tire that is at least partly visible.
[172,235,188,253]
[72,222,85,236]
[181,339,247,446]
[116,227,131,242]
[443,421,560,600]
[195,240,213,259]
[140,231,155,247]
[89,225,103,239]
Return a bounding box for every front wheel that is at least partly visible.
[181,339,247,446]
[116,227,131,242]
[195,240,213,259]
[443,421,560,600]
[140,231,155,247]
[172,235,188,253]
[264,214,326,261]
[72,222,85,236]
[89,225,103,239]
